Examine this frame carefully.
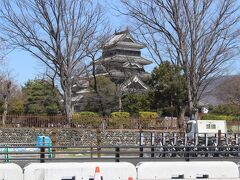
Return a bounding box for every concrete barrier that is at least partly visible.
[81,162,136,180]
[1,161,239,180]
[24,162,136,180]
[24,163,82,180]
[137,161,239,180]
[0,163,23,180]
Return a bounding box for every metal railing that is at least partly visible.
[1,144,240,163]
[1,114,240,131]
[0,114,178,130]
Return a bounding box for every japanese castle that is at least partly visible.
[72,29,152,112]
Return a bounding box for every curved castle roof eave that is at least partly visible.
[103,42,146,50]
[102,30,146,49]
[95,55,152,65]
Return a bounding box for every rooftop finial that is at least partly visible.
[115,28,130,35]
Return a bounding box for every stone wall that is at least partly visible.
[0,128,168,146]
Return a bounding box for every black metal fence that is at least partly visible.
[1,132,240,163]
[1,144,240,163]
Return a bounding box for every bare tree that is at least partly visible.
[0,71,18,126]
[120,0,240,120]
[0,77,11,126]
[85,29,111,115]
[0,0,108,123]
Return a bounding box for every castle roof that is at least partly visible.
[96,54,152,65]
[103,30,145,49]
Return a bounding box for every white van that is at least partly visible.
[186,120,227,140]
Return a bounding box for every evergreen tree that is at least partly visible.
[148,62,187,127]
[23,79,62,115]
[122,93,150,115]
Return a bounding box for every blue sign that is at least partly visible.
[36,136,52,147]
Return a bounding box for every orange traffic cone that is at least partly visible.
[128,177,133,180]
[94,166,102,180]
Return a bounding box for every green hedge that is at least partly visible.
[110,112,130,118]
[72,112,102,128]
[77,111,98,116]
[201,114,233,121]
[139,111,158,119]
[232,116,240,120]
[109,112,131,129]
[210,104,240,116]
[139,111,158,129]
[108,118,131,129]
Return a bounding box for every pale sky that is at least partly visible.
[3,0,240,85]
[4,0,133,85]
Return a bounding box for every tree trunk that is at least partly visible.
[192,93,199,120]
[2,96,7,127]
[186,75,194,120]
[177,106,186,130]
[2,81,11,127]
[118,95,122,112]
[92,59,105,115]
[195,111,199,120]
[64,85,73,124]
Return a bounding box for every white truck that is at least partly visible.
[186,120,227,141]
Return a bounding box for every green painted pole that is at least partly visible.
[48,143,52,159]
[4,144,9,162]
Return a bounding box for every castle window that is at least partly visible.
[123,37,134,43]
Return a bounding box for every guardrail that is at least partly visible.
[1,144,240,163]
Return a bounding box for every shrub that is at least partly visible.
[201,114,233,121]
[139,111,158,119]
[232,116,240,120]
[122,93,150,114]
[139,111,158,129]
[72,112,102,128]
[211,104,240,116]
[110,112,130,118]
[78,111,98,116]
[108,112,131,129]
